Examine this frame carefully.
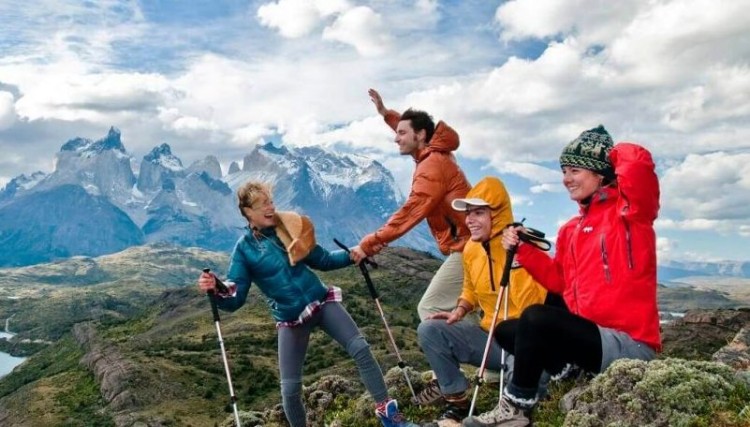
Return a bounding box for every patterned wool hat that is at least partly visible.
[559,125,614,177]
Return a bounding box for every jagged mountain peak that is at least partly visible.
[186,155,222,179]
[258,141,289,156]
[143,143,183,171]
[60,126,126,157]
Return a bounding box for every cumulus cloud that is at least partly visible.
[661,152,750,222]
[496,0,640,45]
[657,236,674,261]
[322,6,391,57]
[257,1,394,56]
[493,161,560,184]
[10,68,171,123]
[257,0,351,38]
[0,91,16,129]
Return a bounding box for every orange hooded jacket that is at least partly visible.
[359,110,471,256]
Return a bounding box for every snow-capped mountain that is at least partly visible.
[0,128,434,267]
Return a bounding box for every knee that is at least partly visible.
[345,334,371,359]
[519,304,550,327]
[417,319,445,347]
[280,378,302,398]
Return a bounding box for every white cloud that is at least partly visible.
[656,218,723,231]
[322,6,391,57]
[493,161,560,184]
[9,67,171,123]
[657,236,674,261]
[509,192,533,206]
[257,0,351,38]
[0,91,16,129]
[661,152,750,222]
[530,183,563,194]
[231,124,275,146]
[495,0,639,45]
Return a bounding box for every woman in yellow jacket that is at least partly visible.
[417,176,550,427]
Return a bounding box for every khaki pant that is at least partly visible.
[417,252,464,321]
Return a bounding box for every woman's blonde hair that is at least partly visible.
[237,181,272,220]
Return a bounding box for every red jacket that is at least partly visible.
[517,143,662,351]
[359,110,471,256]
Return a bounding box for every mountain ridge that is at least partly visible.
[0,128,434,267]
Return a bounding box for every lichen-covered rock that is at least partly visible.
[564,358,749,427]
[713,327,750,371]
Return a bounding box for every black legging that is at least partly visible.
[494,303,602,390]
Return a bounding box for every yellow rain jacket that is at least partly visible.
[458,177,548,332]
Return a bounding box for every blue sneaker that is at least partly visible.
[375,399,419,427]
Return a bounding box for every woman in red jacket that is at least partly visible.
[462,125,661,427]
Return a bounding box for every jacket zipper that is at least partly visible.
[600,234,612,283]
[571,218,583,313]
[624,220,634,269]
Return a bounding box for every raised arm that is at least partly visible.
[368,88,401,130]
[610,143,660,223]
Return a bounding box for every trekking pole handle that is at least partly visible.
[333,239,379,299]
[499,245,517,288]
[333,238,378,268]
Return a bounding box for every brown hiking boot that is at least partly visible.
[411,379,445,406]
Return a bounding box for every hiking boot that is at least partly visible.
[412,378,445,406]
[422,401,470,427]
[375,399,419,427]
[461,398,530,427]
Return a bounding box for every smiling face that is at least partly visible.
[237,181,277,229]
[395,119,425,156]
[562,166,603,202]
[464,205,492,242]
[242,194,276,229]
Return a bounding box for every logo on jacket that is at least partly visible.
[582,226,594,233]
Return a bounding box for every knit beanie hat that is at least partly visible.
[559,125,614,178]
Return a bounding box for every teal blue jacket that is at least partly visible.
[217,226,352,322]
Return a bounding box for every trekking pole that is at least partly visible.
[203,268,242,427]
[467,243,518,417]
[333,239,417,400]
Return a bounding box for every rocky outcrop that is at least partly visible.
[714,326,750,371]
[73,322,139,412]
[661,308,750,360]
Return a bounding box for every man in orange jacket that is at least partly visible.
[351,89,472,320]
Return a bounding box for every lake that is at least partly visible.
[0,331,26,378]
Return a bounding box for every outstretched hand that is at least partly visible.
[368,88,387,116]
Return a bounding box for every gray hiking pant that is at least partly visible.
[417,318,508,395]
[278,302,388,427]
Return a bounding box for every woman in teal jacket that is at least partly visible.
[198,180,416,427]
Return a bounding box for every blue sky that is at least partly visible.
[1,0,749,263]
